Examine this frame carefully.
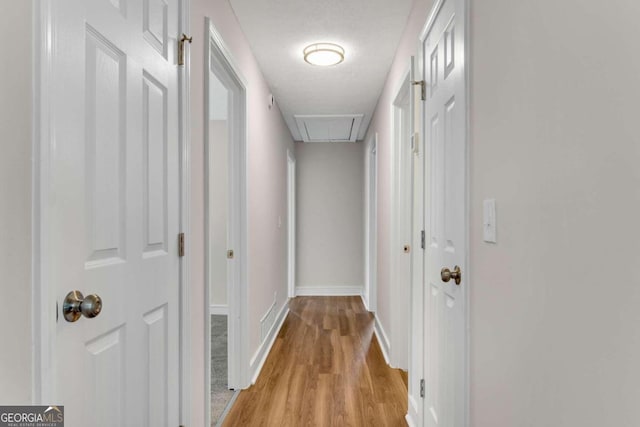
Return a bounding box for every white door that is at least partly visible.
[49,0,180,425]
[422,0,467,424]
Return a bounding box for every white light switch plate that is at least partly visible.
[483,199,496,243]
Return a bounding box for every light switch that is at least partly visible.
[483,199,496,243]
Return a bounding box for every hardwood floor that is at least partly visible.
[223,296,408,426]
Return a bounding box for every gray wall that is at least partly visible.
[0,1,33,404]
[295,142,364,292]
[469,0,640,425]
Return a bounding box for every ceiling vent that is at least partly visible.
[294,114,364,142]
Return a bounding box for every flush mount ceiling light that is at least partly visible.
[303,43,345,66]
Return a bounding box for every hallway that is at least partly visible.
[223,297,408,426]
[4,0,640,426]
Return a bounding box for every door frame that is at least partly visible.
[286,149,296,298]
[364,132,378,313]
[417,0,470,424]
[406,54,426,425]
[204,18,250,426]
[32,1,193,424]
[178,1,192,425]
[389,68,413,370]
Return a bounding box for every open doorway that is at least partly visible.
[207,65,233,424]
[204,19,249,426]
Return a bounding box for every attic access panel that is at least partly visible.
[294,114,364,142]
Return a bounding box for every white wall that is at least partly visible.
[295,142,364,293]
[0,1,33,404]
[190,0,295,424]
[208,120,228,307]
[469,0,640,425]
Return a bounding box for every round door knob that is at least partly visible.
[441,266,462,285]
[63,291,103,322]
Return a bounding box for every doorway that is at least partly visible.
[204,19,249,426]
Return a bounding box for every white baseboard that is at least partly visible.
[360,294,370,311]
[295,286,363,296]
[249,300,290,384]
[374,314,391,365]
[209,304,228,315]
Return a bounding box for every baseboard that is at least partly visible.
[360,294,370,311]
[249,300,289,384]
[405,413,417,427]
[209,304,228,315]
[374,314,391,365]
[215,390,240,427]
[295,286,363,296]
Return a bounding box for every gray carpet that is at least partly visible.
[211,315,234,425]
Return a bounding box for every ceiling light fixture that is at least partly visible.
[303,43,345,66]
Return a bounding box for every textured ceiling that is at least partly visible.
[229,0,413,141]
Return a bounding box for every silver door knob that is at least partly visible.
[63,291,103,322]
[441,266,462,285]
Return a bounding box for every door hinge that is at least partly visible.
[178,233,185,257]
[421,230,425,249]
[412,80,426,101]
[178,34,192,66]
[420,378,425,398]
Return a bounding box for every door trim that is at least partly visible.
[364,132,378,313]
[286,149,296,298]
[418,0,470,424]
[406,54,425,426]
[204,18,250,427]
[178,1,192,425]
[389,67,412,370]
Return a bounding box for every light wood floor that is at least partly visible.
[223,296,408,426]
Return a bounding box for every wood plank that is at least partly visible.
[223,296,408,426]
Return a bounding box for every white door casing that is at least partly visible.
[287,149,296,298]
[408,55,426,424]
[391,71,412,370]
[204,19,250,409]
[364,133,378,312]
[422,0,468,425]
[43,0,181,426]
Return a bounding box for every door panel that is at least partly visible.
[50,0,180,425]
[423,0,467,425]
